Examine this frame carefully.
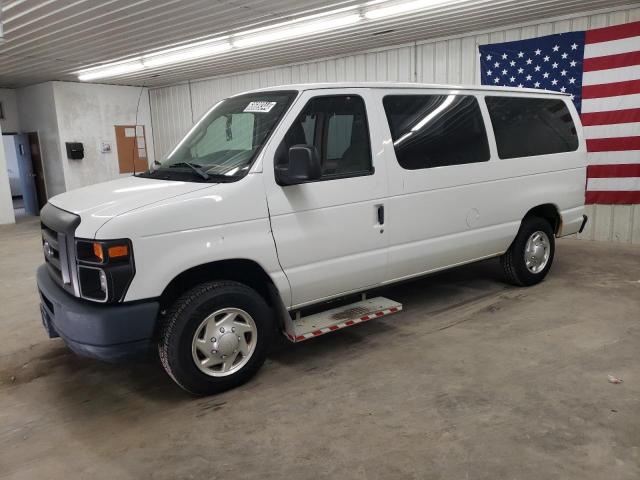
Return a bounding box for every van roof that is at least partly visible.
[250,82,569,97]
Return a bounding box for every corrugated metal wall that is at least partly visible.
[150,5,640,244]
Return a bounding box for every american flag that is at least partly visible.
[479,21,640,204]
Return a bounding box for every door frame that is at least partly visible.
[26,132,48,210]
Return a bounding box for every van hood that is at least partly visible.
[49,176,213,237]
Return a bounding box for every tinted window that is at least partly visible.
[278,95,372,179]
[486,97,578,159]
[383,94,490,170]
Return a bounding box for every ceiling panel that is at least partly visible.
[0,0,636,88]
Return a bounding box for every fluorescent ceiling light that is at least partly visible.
[365,0,452,19]
[143,41,231,68]
[234,13,361,48]
[78,61,144,81]
[77,0,452,81]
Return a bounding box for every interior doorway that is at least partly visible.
[3,132,47,218]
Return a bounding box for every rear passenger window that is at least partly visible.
[485,97,578,159]
[383,95,490,170]
[277,95,372,179]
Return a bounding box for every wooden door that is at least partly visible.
[115,125,148,174]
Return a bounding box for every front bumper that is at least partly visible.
[37,264,160,362]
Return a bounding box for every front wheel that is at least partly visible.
[501,216,555,287]
[158,281,273,395]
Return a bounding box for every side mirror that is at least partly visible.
[276,144,321,185]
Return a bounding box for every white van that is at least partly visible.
[36,83,588,394]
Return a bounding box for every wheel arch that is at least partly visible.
[523,203,561,235]
[158,258,287,322]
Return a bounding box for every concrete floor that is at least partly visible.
[1,217,639,480]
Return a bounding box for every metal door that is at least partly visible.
[14,134,39,215]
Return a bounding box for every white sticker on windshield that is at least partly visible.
[244,101,277,113]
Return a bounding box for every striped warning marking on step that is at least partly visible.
[284,306,402,343]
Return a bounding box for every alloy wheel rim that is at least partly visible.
[524,230,550,274]
[191,307,257,377]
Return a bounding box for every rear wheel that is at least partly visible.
[158,281,273,395]
[501,216,555,287]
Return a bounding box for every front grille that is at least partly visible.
[40,204,81,297]
[41,223,65,282]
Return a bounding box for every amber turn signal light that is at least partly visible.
[107,245,129,259]
[92,243,104,262]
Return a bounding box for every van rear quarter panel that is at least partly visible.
[371,88,586,282]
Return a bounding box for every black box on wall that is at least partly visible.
[66,142,84,160]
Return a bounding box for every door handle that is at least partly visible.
[377,205,385,226]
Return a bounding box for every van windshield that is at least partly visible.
[144,91,297,182]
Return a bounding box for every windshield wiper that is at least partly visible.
[167,162,209,180]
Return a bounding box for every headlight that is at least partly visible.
[75,239,135,303]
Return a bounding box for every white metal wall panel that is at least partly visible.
[149,84,192,162]
[150,5,640,243]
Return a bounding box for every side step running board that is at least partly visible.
[283,297,402,343]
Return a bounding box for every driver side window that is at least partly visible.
[277,95,373,180]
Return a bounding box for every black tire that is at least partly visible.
[158,281,273,395]
[501,216,555,287]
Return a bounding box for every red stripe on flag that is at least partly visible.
[581,108,640,126]
[583,51,640,72]
[586,191,640,204]
[585,21,640,44]
[582,79,640,99]
[586,136,640,152]
[587,164,640,178]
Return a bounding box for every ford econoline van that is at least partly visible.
[36,83,588,394]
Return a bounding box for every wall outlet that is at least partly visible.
[100,142,112,153]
